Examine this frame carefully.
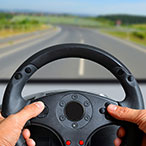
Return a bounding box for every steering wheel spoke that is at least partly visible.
[28,91,120,145]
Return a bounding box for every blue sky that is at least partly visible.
[1,0,146,16]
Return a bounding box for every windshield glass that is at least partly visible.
[0,0,146,80]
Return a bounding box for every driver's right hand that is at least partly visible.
[107,104,146,146]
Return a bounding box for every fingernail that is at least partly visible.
[108,104,117,111]
[34,101,45,110]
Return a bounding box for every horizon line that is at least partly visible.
[0,8,146,17]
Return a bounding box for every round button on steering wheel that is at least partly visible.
[1,44,144,146]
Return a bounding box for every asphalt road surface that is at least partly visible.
[0,25,146,80]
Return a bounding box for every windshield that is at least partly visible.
[0,0,146,81]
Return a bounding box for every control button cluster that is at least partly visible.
[99,102,117,120]
[65,140,84,145]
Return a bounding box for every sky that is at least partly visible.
[0,0,146,16]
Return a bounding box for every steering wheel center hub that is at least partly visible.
[65,101,84,121]
[56,93,93,129]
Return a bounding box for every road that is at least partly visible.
[0,25,146,80]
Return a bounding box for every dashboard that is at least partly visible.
[0,83,145,107]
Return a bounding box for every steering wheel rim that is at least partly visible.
[1,43,144,146]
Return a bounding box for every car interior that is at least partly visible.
[0,1,146,146]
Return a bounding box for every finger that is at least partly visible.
[117,127,126,138]
[14,101,45,126]
[22,129,36,146]
[22,129,31,140]
[107,104,141,123]
[114,137,122,146]
[26,138,36,146]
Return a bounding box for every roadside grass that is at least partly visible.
[0,25,50,38]
[1,13,146,47]
[130,32,146,46]
[12,15,101,28]
[47,16,102,28]
[11,15,49,24]
[131,24,146,30]
[102,26,146,46]
[104,31,128,39]
[0,15,52,38]
[0,14,103,38]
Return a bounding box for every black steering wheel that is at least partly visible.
[1,44,144,146]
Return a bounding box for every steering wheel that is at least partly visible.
[1,44,144,146]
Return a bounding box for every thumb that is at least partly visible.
[14,101,45,127]
[107,104,141,124]
[107,104,146,133]
[0,101,45,146]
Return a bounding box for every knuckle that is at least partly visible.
[0,138,12,146]
[9,114,22,128]
[136,110,146,132]
[9,114,17,122]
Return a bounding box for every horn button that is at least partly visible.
[56,93,93,129]
[65,101,84,121]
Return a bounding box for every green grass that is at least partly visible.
[0,14,52,38]
[0,13,111,38]
[101,21,146,46]
[103,29,146,46]
[1,13,146,47]
[11,15,49,23]
[0,14,105,38]
[104,31,128,39]
[130,32,146,45]
[12,15,102,28]
[131,24,146,30]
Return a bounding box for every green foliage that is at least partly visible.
[96,17,114,26]
[16,19,40,25]
[132,31,145,39]
[47,15,100,27]
[0,13,13,19]
[11,15,101,28]
[131,24,146,30]
[0,13,41,30]
[98,14,146,25]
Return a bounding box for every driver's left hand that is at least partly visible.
[0,101,44,146]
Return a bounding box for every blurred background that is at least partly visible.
[0,0,146,80]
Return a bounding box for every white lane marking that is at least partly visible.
[0,28,61,59]
[96,30,146,53]
[79,58,85,76]
[78,34,85,76]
